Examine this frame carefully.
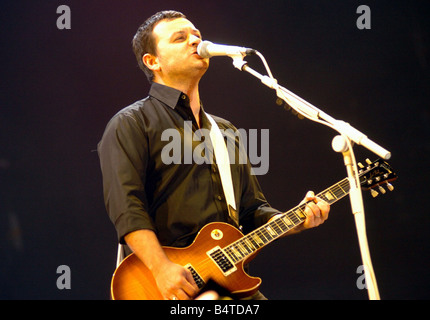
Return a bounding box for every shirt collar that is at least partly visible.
[149,82,211,129]
[149,82,184,109]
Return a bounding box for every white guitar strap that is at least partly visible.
[116,113,239,267]
[205,113,239,227]
[116,243,125,268]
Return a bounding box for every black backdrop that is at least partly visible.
[1,0,429,300]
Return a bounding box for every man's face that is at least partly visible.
[151,18,209,82]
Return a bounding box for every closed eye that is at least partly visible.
[170,29,202,43]
[172,31,186,42]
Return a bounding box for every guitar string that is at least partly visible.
[189,178,354,282]
[187,166,388,284]
[224,178,351,263]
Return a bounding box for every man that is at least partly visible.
[98,10,330,300]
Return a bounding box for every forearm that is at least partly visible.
[124,229,170,275]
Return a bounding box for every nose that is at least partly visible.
[189,34,201,47]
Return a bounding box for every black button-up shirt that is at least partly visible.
[98,82,280,248]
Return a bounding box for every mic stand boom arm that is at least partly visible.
[230,54,390,300]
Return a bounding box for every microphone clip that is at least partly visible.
[231,56,248,71]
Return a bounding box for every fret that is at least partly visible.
[282,215,294,227]
[237,241,248,255]
[225,247,237,263]
[244,237,257,251]
[337,182,347,194]
[229,244,240,261]
[275,216,290,232]
[316,178,351,206]
[323,189,337,202]
[249,238,258,250]
[290,210,303,223]
[330,186,342,199]
[260,227,272,241]
[295,207,307,219]
[271,220,287,237]
[231,245,241,260]
[243,238,254,252]
[239,240,250,254]
[340,180,350,193]
[256,229,269,243]
[266,225,277,237]
[253,233,264,245]
[270,221,283,235]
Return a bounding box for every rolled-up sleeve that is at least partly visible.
[98,111,156,244]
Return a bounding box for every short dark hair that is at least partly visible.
[132,10,186,82]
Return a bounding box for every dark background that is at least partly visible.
[1,0,429,300]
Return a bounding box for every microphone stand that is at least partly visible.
[229,54,391,300]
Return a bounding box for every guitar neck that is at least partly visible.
[224,177,351,264]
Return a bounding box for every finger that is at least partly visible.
[169,289,190,300]
[163,268,197,300]
[316,200,330,220]
[305,191,315,201]
[299,191,314,205]
[313,196,330,219]
[306,201,321,218]
[169,268,198,299]
[182,273,199,298]
[184,268,198,289]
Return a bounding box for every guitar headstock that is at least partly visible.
[358,159,398,198]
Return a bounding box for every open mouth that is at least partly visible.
[191,51,202,58]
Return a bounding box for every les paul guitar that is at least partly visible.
[111,159,397,300]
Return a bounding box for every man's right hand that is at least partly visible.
[124,229,199,300]
[153,260,199,300]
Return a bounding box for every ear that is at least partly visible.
[142,53,160,72]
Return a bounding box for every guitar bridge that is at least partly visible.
[185,264,205,289]
[207,246,237,276]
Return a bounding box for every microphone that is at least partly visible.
[197,41,256,59]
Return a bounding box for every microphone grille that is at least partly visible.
[197,41,212,58]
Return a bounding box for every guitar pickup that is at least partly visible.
[207,246,237,276]
[185,264,205,289]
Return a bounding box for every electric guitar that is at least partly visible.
[110,159,397,300]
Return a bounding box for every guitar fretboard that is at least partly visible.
[224,178,351,264]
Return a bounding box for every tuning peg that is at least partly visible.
[386,183,394,191]
[378,186,386,194]
[370,189,379,198]
[358,162,364,169]
[365,159,372,165]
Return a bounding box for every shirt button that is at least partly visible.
[217,195,223,201]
